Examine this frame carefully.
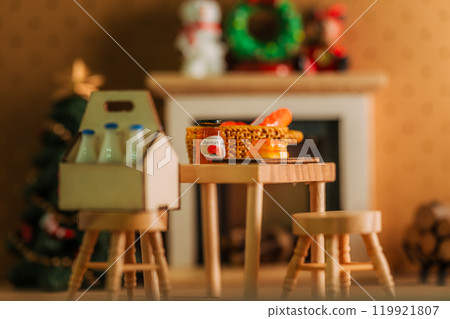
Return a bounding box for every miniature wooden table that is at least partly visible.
[180,162,336,300]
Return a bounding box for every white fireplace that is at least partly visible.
[147,72,387,267]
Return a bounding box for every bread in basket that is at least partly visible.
[186,125,303,163]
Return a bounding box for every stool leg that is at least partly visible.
[140,231,160,301]
[309,182,326,300]
[66,231,99,300]
[106,231,126,301]
[339,234,351,299]
[325,234,340,300]
[362,233,396,299]
[124,232,137,301]
[149,231,172,301]
[281,236,312,299]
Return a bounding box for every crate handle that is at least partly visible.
[104,101,134,112]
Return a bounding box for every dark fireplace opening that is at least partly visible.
[196,120,340,265]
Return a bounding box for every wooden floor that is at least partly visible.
[1,265,450,301]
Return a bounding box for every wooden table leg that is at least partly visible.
[244,182,264,300]
[309,182,326,300]
[106,231,126,301]
[200,183,222,298]
[325,234,340,300]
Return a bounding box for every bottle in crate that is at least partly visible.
[98,122,123,164]
[75,129,97,163]
[127,124,144,166]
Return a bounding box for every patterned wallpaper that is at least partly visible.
[336,0,450,272]
[0,0,448,275]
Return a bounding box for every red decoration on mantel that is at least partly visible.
[326,3,347,19]
[233,62,293,76]
[246,0,277,6]
[299,3,349,72]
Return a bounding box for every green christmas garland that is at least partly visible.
[226,0,304,62]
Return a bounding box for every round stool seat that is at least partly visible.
[78,210,168,231]
[292,210,381,236]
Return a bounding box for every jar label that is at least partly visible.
[200,136,226,160]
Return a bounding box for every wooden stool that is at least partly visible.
[282,210,395,300]
[66,211,171,301]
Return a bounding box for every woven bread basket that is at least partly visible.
[186,125,303,163]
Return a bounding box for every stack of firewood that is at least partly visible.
[403,201,450,285]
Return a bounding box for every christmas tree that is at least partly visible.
[8,60,108,291]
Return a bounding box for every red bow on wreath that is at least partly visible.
[246,0,277,6]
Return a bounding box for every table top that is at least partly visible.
[180,163,336,184]
[147,71,387,96]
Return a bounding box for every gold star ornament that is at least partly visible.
[53,58,105,100]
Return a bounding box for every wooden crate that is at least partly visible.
[59,90,180,212]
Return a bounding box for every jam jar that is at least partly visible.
[195,120,226,164]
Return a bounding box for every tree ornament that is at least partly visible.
[53,59,104,99]
[39,212,76,240]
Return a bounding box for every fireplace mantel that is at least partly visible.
[146,71,387,267]
[147,71,387,95]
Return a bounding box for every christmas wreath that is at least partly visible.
[226,0,303,62]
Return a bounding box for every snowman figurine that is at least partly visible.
[176,0,227,78]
